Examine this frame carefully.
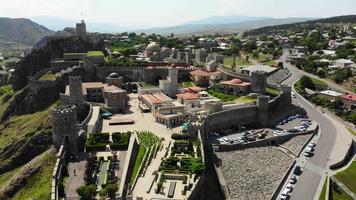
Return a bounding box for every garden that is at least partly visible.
[85,132,131,151]
[207,87,237,102]
[129,131,163,188]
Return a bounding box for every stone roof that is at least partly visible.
[190,69,210,77]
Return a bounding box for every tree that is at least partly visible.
[299,76,316,90]
[77,185,97,200]
[245,55,249,62]
[104,184,119,199]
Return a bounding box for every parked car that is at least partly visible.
[280,188,290,200]
[289,175,297,184]
[286,183,294,193]
[308,142,316,148]
[293,166,302,175]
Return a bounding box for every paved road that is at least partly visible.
[279,53,337,200]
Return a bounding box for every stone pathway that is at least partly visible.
[66,153,88,199]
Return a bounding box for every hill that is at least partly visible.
[0,18,54,49]
[133,17,311,36]
[244,15,356,36]
[186,15,273,25]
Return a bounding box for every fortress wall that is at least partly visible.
[50,61,80,69]
[51,145,66,200]
[28,79,58,93]
[96,66,144,81]
[205,106,258,133]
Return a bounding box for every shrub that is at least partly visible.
[171,133,191,140]
[77,185,97,200]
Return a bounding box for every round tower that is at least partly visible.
[69,76,84,104]
[251,71,267,93]
[257,95,269,127]
[280,85,292,106]
[52,105,79,154]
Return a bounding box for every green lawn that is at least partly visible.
[207,88,237,102]
[266,87,282,96]
[331,182,354,200]
[319,177,327,200]
[130,145,146,184]
[237,96,257,103]
[12,151,56,200]
[249,53,276,65]
[181,81,195,88]
[224,56,252,68]
[347,128,356,136]
[39,73,56,81]
[87,51,104,57]
[310,77,327,86]
[335,161,356,194]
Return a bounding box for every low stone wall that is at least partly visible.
[329,140,356,170]
[78,103,93,131]
[51,145,66,200]
[118,135,139,199]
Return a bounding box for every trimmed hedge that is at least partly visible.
[111,132,130,150]
[86,133,110,151]
[171,133,191,140]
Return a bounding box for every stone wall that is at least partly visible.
[51,145,66,200]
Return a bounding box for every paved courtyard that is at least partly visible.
[66,153,88,199]
[101,94,185,199]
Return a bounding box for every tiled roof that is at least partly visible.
[340,94,356,101]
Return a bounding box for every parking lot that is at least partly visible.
[209,113,313,146]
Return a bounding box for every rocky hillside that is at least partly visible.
[0,18,54,49]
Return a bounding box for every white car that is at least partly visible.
[280,188,290,200]
[286,183,293,193]
[308,142,316,148]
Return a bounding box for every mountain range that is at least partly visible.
[0,17,53,49]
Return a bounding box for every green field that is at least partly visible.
[224,56,252,68]
[347,128,356,136]
[331,182,354,200]
[87,51,104,57]
[249,53,276,65]
[207,88,237,102]
[0,167,20,189]
[237,96,257,103]
[39,73,56,81]
[181,81,195,88]
[310,77,328,86]
[266,87,282,96]
[130,145,146,184]
[335,161,356,194]
[319,177,327,200]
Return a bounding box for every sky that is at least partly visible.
[0,0,355,28]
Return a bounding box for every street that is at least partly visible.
[279,54,337,200]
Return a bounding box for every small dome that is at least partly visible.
[231,78,242,84]
[145,42,161,52]
[109,72,119,78]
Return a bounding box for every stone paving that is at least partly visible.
[216,146,293,200]
[66,153,88,199]
[280,133,312,155]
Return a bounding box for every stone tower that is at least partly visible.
[168,66,178,96]
[280,85,292,106]
[69,76,84,104]
[251,71,267,93]
[76,20,87,36]
[257,95,269,126]
[52,105,79,154]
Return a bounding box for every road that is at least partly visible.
[279,53,337,200]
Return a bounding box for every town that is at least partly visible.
[0,7,355,200]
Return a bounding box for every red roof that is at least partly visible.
[184,86,204,93]
[220,79,251,87]
[190,69,210,77]
[176,92,200,100]
[340,94,356,102]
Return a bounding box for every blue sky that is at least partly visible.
[0,0,355,28]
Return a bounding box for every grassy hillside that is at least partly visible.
[0,149,56,200]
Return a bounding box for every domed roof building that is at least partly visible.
[144,42,161,58]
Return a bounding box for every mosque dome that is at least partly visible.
[109,72,119,78]
[145,42,161,52]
